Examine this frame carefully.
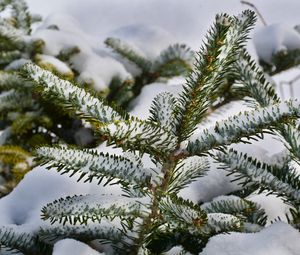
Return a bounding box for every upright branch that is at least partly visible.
[175,10,256,142]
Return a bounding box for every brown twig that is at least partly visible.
[241,1,267,26]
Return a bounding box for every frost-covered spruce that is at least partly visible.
[1,9,300,255]
[0,0,198,197]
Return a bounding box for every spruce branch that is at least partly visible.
[0,50,21,65]
[0,71,25,90]
[35,146,153,188]
[234,50,280,107]
[152,43,194,77]
[105,37,152,73]
[167,156,209,193]
[0,89,33,112]
[105,40,194,108]
[186,100,300,156]
[260,49,300,76]
[0,23,26,50]
[149,92,178,134]
[15,9,296,254]
[39,223,125,250]
[57,46,80,62]
[201,196,267,225]
[175,10,256,142]
[97,118,178,157]
[0,225,51,255]
[41,194,149,225]
[240,1,267,26]
[0,145,30,164]
[0,0,32,34]
[159,196,207,233]
[215,149,300,204]
[22,63,128,124]
[203,213,242,234]
[279,124,300,164]
[106,76,134,107]
[11,113,52,136]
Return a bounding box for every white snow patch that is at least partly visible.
[166,246,192,255]
[37,54,72,74]
[53,239,103,255]
[109,24,175,60]
[0,166,122,227]
[247,193,292,224]
[4,58,31,70]
[254,24,300,63]
[201,222,300,255]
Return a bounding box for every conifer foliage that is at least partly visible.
[105,38,194,107]
[0,0,82,196]
[0,0,197,196]
[0,9,300,255]
[0,0,43,195]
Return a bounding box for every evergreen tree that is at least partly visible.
[0,9,300,255]
[0,0,197,196]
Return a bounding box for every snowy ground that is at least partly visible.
[1,0,300,254]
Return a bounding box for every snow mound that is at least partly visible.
[253,24,300,63]
[109,24,175,60]
[53,239,103,255]
[33,13,131,90]
[201,222,300,255]
[0,166,122,228]
[247,193,291,224]
[36,54,73,76]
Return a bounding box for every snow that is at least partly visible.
[254,24,300,63]
[166,246,192,255]
[4,58,31,70]
[109,24,175,60]
[32,14,131,90]
[247,193,292,224]
[35,54,72,75]
[53,239,103,255]
[0,166,122,227]
[26,0,300,51]
[201,222,300,255]
[0,127,11,145]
